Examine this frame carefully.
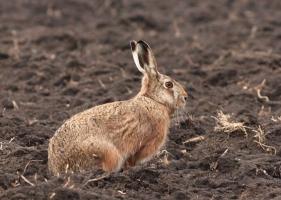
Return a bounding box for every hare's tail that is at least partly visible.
[48,138,61,175]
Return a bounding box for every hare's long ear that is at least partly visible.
[130,40,159,78]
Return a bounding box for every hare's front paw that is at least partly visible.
[123,157,137,170]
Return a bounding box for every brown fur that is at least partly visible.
[48,40,187,175]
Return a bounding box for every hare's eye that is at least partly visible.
[164,81,173,88]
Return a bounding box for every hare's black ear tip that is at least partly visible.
[130,40,137,51]
[137,40,149,49]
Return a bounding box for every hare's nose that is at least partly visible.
[183,95,188,101]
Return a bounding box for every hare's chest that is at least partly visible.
[144,111,170,141]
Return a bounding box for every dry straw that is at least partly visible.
[213,111,248,137]
[253,126,276,154]
[213,111,276,154]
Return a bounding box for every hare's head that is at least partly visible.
[130,40,188,113]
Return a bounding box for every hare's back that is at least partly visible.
[54,100,147,139]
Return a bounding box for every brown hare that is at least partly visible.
[48,40,188,175]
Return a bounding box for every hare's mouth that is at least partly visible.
[176,97,187,108]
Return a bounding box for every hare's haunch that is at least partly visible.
[48,40,188,175]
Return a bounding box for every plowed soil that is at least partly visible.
[1,0,281,199]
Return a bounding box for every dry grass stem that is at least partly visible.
[183,136,205,144]
[11,30,20,60]
[253,126,266,143]
[2,108,6,117]
[157,149,174,165]
[12,100,19,110]
[158,149,174,158]
[27,118,39,126]
[11,180,20,187]
[23,160,43,175]
[20,175,35,186]
[255,79,270,102]
[98,79,106,89]
[173,20,181,38]
[161,153,170,165]
[9,137,15,143]
[256,168,271,178]
[65,164,69,174]
[34,173,38,183]
[210,148,229,171]
[118,190,126,195]
[83,173,110,186]
[50,192,56,199]
[120,67,128,78]
[249,26,258,39]
[213,111,248,137]
[271,116,281,122]
[126,87,133,94]
[258,105,271,116]
[180,149,187,154]
[0,137,15,151]
[253,126,276,154]
[63,176,71,188]
[220,148,229,158]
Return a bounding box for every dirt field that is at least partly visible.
[1,0,281,199]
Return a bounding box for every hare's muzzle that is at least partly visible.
[180,91,188,106]
[176,94,187,108]
[181,95,188,105]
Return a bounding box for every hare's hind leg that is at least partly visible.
[80,137,124,172]
[102,147,124,172]
[126,137,161,167]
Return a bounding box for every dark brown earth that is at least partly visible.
[1,0,281,199]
